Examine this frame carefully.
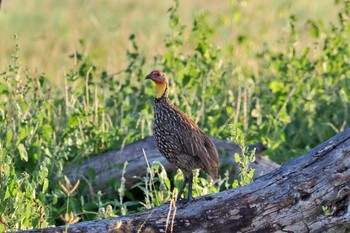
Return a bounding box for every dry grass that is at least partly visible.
[0,0,337,85]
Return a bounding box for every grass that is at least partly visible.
[0,0,338,84]
[0,0,349,231]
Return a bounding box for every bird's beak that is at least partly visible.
[145,74,153,80]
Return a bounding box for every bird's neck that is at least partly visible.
[156,83,168,99]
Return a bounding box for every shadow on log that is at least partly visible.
[62,136,279,193]
[18,128,350,233]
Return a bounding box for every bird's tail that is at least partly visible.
[208,167,218,184]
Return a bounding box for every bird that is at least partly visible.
[145,70,219,203]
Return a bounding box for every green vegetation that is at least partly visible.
[322,205,332,217]
[226,125,255,188]
[1,0,350,231]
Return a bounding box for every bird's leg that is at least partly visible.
[186,173,193,202]
[177,175,189,201]
[176,173,194,204]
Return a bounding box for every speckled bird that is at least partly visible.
[145,70,219,202]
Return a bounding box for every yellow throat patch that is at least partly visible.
[155,83,167,99]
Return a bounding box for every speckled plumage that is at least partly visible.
[154,95,218,179]
[146,70,219,202]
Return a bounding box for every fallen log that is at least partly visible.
[62,136,279,193]
[19,128,350,233]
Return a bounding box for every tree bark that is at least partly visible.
[62,136,279,192]
[18,128,350,233]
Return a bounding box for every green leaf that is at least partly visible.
[226,106,234,115]
[17,127,27,145]
[278,106,291,124]
[42,178,49,193]
[44,147,52,158]
[249,169,255,178]
[6,130,13,148]
[87,167,96,181]
[68,115,79,127]
[182,74,191,86]
[269,80,285,94]
[308,21,320,38]
[4,187,11,200]
[0,82,9,95]
[234,153,241,163]
[18,143,28,161]
[232,179,239,188]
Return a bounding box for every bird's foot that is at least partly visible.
[175,197,195,207]
[177,198,190,203]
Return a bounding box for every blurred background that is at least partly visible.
[0,0,338,84]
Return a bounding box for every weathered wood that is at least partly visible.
[62,136,279,192]
[18,128,350,233]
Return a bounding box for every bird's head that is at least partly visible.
[145,70,168,99]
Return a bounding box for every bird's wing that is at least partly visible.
[174,111,219,179]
